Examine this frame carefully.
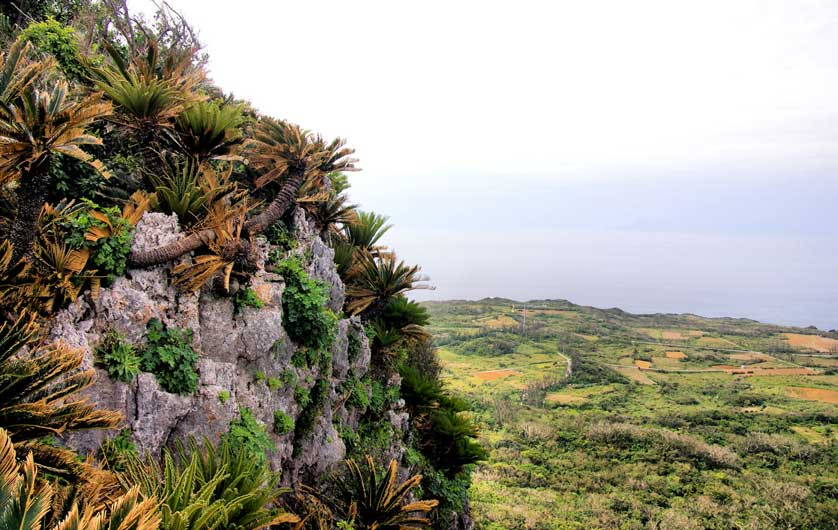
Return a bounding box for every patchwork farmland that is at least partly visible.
[424,298,838,529]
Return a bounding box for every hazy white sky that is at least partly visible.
[136,0,838,181]
[133,0,838,328]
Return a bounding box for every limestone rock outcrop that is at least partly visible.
[51,209,373,485]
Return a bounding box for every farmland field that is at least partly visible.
[424,298,838,530]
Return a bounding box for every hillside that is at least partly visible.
[425,298,838,529]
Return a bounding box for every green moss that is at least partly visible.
[218,390,230,404]
[267,377,281,391]
[254,371,266,383]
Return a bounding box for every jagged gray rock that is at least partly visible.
[52,209,378,485]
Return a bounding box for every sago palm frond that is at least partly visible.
[95,69,186,131]
[0,313,122,481]
[343,211,391,253]
[0,82,111,262]
[0,39,50,104]
[172,101,244,161]
[149,155,234,225]
[332,456,438,530]
[120,436,298,530]
[0,83,112,184]
[346,253,432,316]
[0,428,160,530]
[172,197,256,292]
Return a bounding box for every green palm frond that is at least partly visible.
[95,69,185,129]
[346,253,432,316]
[302,194,356,239]
[121,436,298,530]
[172,101,244,161]
[331,456,438,530]
[343,211,391,252]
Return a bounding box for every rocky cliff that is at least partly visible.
[48,208,406,485]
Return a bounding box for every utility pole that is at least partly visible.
[522,305,527,336]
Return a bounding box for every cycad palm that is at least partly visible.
[0,40,49,103]
[121,437,298,530]
[0,427,160,530]
[94,40,203,176]
[346,253,431,316]
[344,211,391,252]
[128,119,356,268]
[0,312,121,480]
[332,457,437,530]
[172,101,244,162]
[0,82,111,261]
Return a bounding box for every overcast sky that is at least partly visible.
[134,0,837,328]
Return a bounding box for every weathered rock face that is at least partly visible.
[51,209,373,485]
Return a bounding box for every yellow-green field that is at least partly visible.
[424,298,838,530]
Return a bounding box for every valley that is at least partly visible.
[425,299,838,529]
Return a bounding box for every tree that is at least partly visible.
[128,119,357,268]
[0,82,111,262]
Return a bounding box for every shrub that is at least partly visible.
[19,18,91,81]
[369,380,400,415]
[569,351,629,386]
[96,329,141,383]
[345,375,370,410]
[293,378,330,452]
[275,257,337,360]
[61,200,135,279]
[455,333,521,356]
[347,329,363,362]
[224,408,275,459]
[267,376,281,391]
[140,318,199,395]
[587,421,740,469]
[273,410,294,435]
[234,287,264,313]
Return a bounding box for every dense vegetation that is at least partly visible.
[427,298,838,529]
[0,2,483,530]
